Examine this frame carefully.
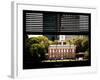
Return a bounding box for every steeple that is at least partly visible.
[59,35,65,45]
[59,35,65,41]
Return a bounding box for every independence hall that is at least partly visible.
[48,35,76,60]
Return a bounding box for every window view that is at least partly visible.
[23,10,91,69]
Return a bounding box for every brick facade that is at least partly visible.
[48,45,76,60]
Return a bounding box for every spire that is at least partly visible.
[59,35,65,45]
[59,35,65,41]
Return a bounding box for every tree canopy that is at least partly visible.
[65,35,89,53]
[25,36,51,62]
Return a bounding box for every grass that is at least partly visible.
[41,59,88,63]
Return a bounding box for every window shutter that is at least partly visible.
[25,12,43,32]
[24,10,89,33]
[60,14,89,32]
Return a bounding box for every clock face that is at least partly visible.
[59,35,65,41]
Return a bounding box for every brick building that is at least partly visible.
[48,43,76,60]
[47,35,76,60]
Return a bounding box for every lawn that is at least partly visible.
[41,59,88,63]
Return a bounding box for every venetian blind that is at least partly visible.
[60,14,89,32]
[25,12,43,32]
[25,11,89,33]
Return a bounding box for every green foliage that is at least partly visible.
[25,36,50,62]
[65,35,89,53]
[48,40,54,45]
[82,37,89,52]
[52,40,58,45]
[30,43,46,61]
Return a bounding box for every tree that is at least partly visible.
[65,35,89,53]
[30,43,46,62]
[74,36,88,52]
[81,37,89,52]
[25,36,51,63]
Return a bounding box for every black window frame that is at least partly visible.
[23,10,91,68]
